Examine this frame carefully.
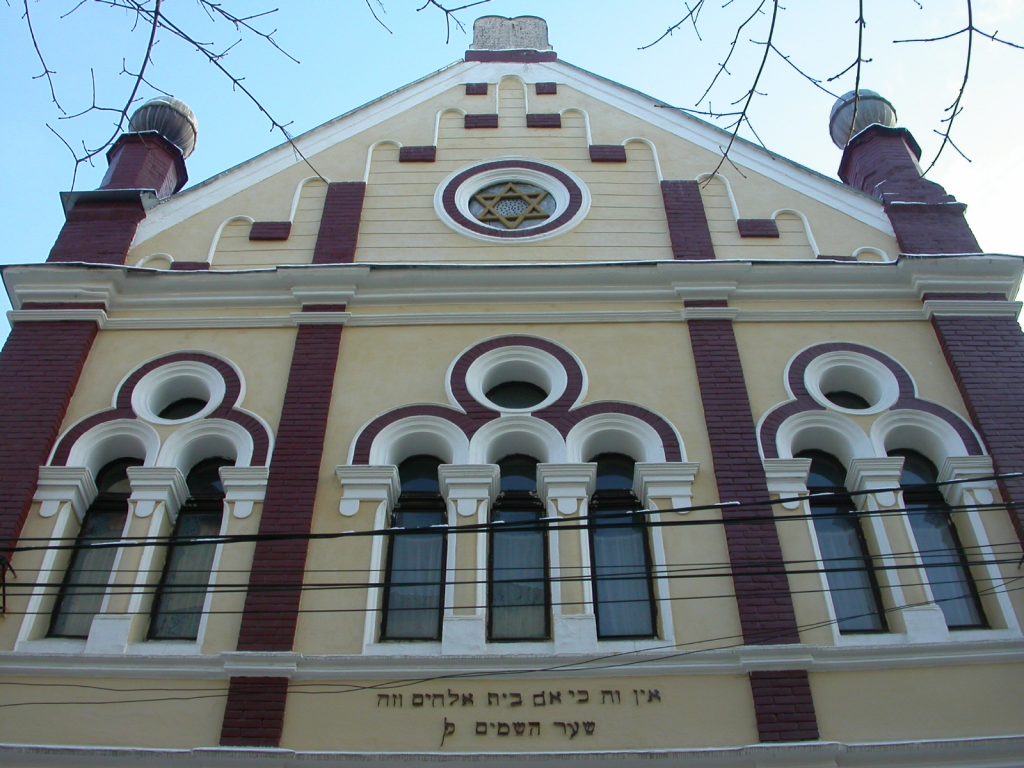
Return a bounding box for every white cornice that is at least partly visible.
[2,736,1024,768]
[3,258,1021,329]
[2,637,1021,680]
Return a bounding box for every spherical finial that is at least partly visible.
[829,89,897,149]
[129,97,199,158]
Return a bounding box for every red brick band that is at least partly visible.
[0,321,97,551]
[235,324,342,651]
[464,114,499,129]
[219,676,289,747]
[526,113,561,129]
[749,670,819,742]
[312,182,366,264]
[661,180,716,260]
[589,145,627,163]
[687,317,801,644]
[465,50,557,63]
[737,219,780,238]
[249,221,292,241]
[398,146,437,163]
[931,312,1024,544]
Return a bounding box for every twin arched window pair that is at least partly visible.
[802,449,985,633]
[48,457,233,641]
[381,453,656,642]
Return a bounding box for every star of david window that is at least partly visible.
[469,181,557,230]
[436,160,591,242]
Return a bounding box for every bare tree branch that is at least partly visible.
[697,1,766,105]
[921,0,973,174]
[416,0,492,44]
[708,0,780,176]
[22,0,65,115]
[639,1,706,51]
[364,0,393,34]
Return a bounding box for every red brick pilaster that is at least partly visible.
[661,180,716,260]
[235,323,342,650]
[312,182,366,264]
[0,320,97,551]
[930,309,1024,544]
[687,305,818,743]
[749,671,819,742]
[219,676,289,747]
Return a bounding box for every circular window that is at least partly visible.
[465,345,568,413]
[435,159,590,242]
[131,361,226,424]
[803,352,899,415]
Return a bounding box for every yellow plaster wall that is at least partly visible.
[281,673,757,751]
[0,676,227,748]
[812,664,1024,741]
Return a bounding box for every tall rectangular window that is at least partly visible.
[489,499,548,640]
[381,503,447,640]
[589,502,656,639]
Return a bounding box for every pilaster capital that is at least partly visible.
[635,462,699,512]
[335,465,400,518]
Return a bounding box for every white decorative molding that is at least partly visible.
[565,412,673,464]
[34,466,97,521]
[131,360,227,425]
[460,342,574,415]
[802,349,901,415]
[59,419,161,476]
[335,465,400,518]
[157,419,256,473]
[923,299,1022,318]
[220,466,270,519]
[762,458,811,510]
[937,455,997,507]
[467,415,567,465]
[846,457,905,509]
[635,462,699,512]
[127,467,188,521]
[536,463,596,517]
[438,464,499,518]
[6,309,107,327]
[361,414,471,467]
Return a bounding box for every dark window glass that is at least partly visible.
[490,495,548,641]
[588,454,656,638]
[158,397,207,420]
[48,458,141,638]
[799,450,886,633]
[824,390,871,410]
[486,381,547,410]
[381,455,447,640]
[890,449,986,628]
[149,458,231,640]
[398,455,443,493]
[497,454,539,493]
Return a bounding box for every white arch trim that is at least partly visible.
[623,137,663,181]
[695,173,740,220]
[561,107,593,145]
[364,414,471,467]
[363,140,402,183]
[433,107,468,146]
[870,410,970,467]
[852,246,893,263]
[157,418,254,473]
[206,214,255,264]
[771,208,821,257]
[566,412,673,464]
[289,176,328,219]
[135,252,173,268]
[497,74,529,114]
[60,419,161,476]
[775,410,873,467]
[468,415,566,465]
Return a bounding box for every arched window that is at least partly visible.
[48,458,141,638]
[149,457,232,640]
[588,453,656,639]
[889,449,986,629]
[489,454,548,640]
[798,450,886,633]
[381,455,447,640]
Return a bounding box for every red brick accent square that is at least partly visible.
[737,219,780,238]
[535,82,557,95]
[526,113,561,129]
[249,221,292,240]
[749,671,819,742]
[589,145,628,162]
[464,114,499,129]
[398,146,437,163]
[661,180,716,260]
[465,83,488,95]
[219,676,289,747]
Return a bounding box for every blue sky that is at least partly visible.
[2,1,1021,340]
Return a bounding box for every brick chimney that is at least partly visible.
[832,90,980,254]
[48,97,198,265]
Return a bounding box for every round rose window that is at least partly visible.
[435,159,591,242]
